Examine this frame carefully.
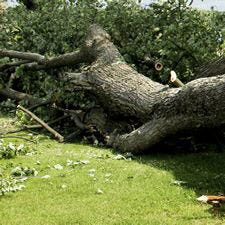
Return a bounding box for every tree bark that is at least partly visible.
[0,87,44,106]
[196,56,225,78]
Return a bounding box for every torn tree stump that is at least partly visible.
[17,105,64,143]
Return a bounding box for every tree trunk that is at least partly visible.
[196,56,225,78]
[1,24,225,153]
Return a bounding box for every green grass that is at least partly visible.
[1,116,225,225]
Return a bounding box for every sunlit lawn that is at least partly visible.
[1,115,225,225]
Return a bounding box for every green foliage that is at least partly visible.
[0,140,31,159]
[0,175,25,196]
[11,166,38,177]
[0,0,99,54]
[0,99,16,114]
[98,0,224,82]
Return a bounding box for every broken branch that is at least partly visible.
[0,49,45,63]
[0,87,44,106]
[0,60,31,71]
[170,71,184,87]
[17,105,64,143]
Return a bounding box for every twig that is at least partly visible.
[17,105,64,143]
[23,115,69,129]
[0,60,31,71]
[0,115,69,136]
[0,136,36,143]
[28,99,51,110]
[52,104,87,130]
[0,128,25,135]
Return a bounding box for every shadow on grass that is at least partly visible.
[136,148,225,217]
[138,150,225,196]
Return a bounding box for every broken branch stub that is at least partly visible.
[170,70,184,87]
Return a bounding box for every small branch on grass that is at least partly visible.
[0,135,36,143]
[17,105,64,143]
[0,128,25,135]
[0,115,69,136]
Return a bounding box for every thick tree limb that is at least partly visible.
[22,50,92,70]
[110,75,225,153]
[196,56,225,78]
[0,49,92,71]
[17,105,64,142]
[0,87,44,106]
[41,51,91,68]
[0,49,45,63]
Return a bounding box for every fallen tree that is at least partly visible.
[0,24,225,153]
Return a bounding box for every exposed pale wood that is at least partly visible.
[170,70,184,87]
[143,56,163,71]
